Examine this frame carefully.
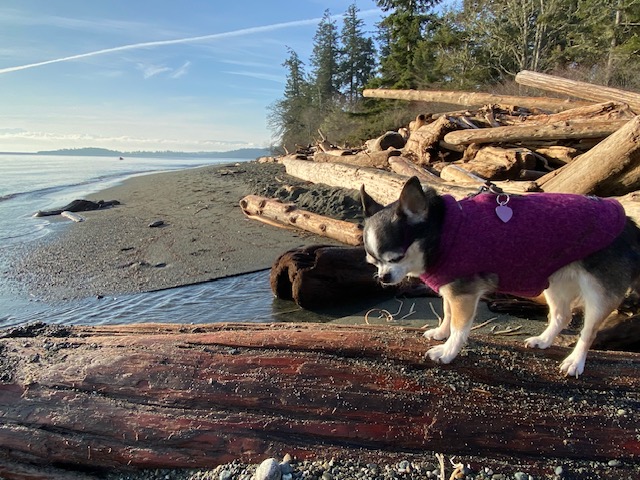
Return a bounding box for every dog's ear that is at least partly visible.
[398,176,429,223]
[360,185,384,217]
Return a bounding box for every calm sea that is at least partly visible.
[0,153,283,327]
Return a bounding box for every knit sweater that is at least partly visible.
[419,193,627,297]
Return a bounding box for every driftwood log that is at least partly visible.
[388,156,444,183]
[0,322,638,478]
[314,149,400,169]
[281,158,535,205]
[239,195,363,246]
[362,88,589,112]
[403,116,457,164]
[538,116,640,196]
[443,119,630,146]
[270,245,394,308]
[515,70,640,113]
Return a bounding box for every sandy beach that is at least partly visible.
[11,161,362,301]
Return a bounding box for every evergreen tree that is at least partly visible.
[267,48,312,152]
[339,3,377,105]
[310,10,341,109]
[374,0,443,88]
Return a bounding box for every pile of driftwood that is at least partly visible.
[242,70,640,343]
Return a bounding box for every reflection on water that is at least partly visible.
[0,270,347,328]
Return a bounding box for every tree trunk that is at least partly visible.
[538,116,640,196]
[515,70,640,113]
[362,88,589,112]
[270,245,392,308]
[0,322,637,477]
[443,119,629,146]
[239,195,363,246]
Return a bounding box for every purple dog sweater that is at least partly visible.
[419,193,627,297]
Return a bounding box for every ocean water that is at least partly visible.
[0,153,287,327]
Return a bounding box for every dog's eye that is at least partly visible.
[388,255,404,264]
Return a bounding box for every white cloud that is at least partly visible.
[170,61,191,79]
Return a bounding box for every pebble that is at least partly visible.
[608,459,622,467]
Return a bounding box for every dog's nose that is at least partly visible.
[380,273,393,284]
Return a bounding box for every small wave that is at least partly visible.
[0,193,19,202]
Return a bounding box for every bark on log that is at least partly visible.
[443,119,630,146]
[538,116,640,196]
[270,245,393,308]
[0,322,638,477]
[515,70,640,113]
[362,88,589,112]
[314,150,400,169]
[239,195,363,246]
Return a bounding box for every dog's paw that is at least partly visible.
[559,352,586,378]
[426,343,460,364]
[423,325,450,341]
[524,335,553,350]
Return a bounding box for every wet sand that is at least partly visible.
[11,161,361,301]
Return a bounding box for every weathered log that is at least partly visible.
[362,88,589,112]
[439,164,485,184]
[538,116,640,196]
[533,146,580,166]
[515,70,640,113]
[282,158,535,204]
[455,146,537,181]
[388,156,444,183]
[282,157,477,204]
[314,149,400,169]
[517,101,636,125]
[365,131,406,152]
[0,322,638,477]
[403,116,457,164]
[239,195,363,246]
[443,119,630,146]
[270,245,393,308]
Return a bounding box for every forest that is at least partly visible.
[268,0,640,152]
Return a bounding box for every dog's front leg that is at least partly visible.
[423,296,451,341]
[426,288,479,364]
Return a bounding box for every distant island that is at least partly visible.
[27,147,273,159]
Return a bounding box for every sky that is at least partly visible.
[0,0,382,153]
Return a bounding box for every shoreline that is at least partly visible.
[11,161,357,302]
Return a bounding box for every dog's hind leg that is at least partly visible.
[524,267,578,350]
[560,273,621,377]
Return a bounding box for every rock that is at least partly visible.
[148,220,165,228]
[255,458,281,480]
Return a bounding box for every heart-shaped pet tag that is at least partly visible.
[495,205,513,223]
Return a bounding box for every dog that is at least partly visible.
[361,176,640,377]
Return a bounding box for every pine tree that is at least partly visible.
[339,3,377,105]
[310,10,341,110]
[375,0,443,88]
[267,48,312,152]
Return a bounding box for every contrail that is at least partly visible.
[0,9,380,75]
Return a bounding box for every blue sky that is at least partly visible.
[0,0,382,153]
